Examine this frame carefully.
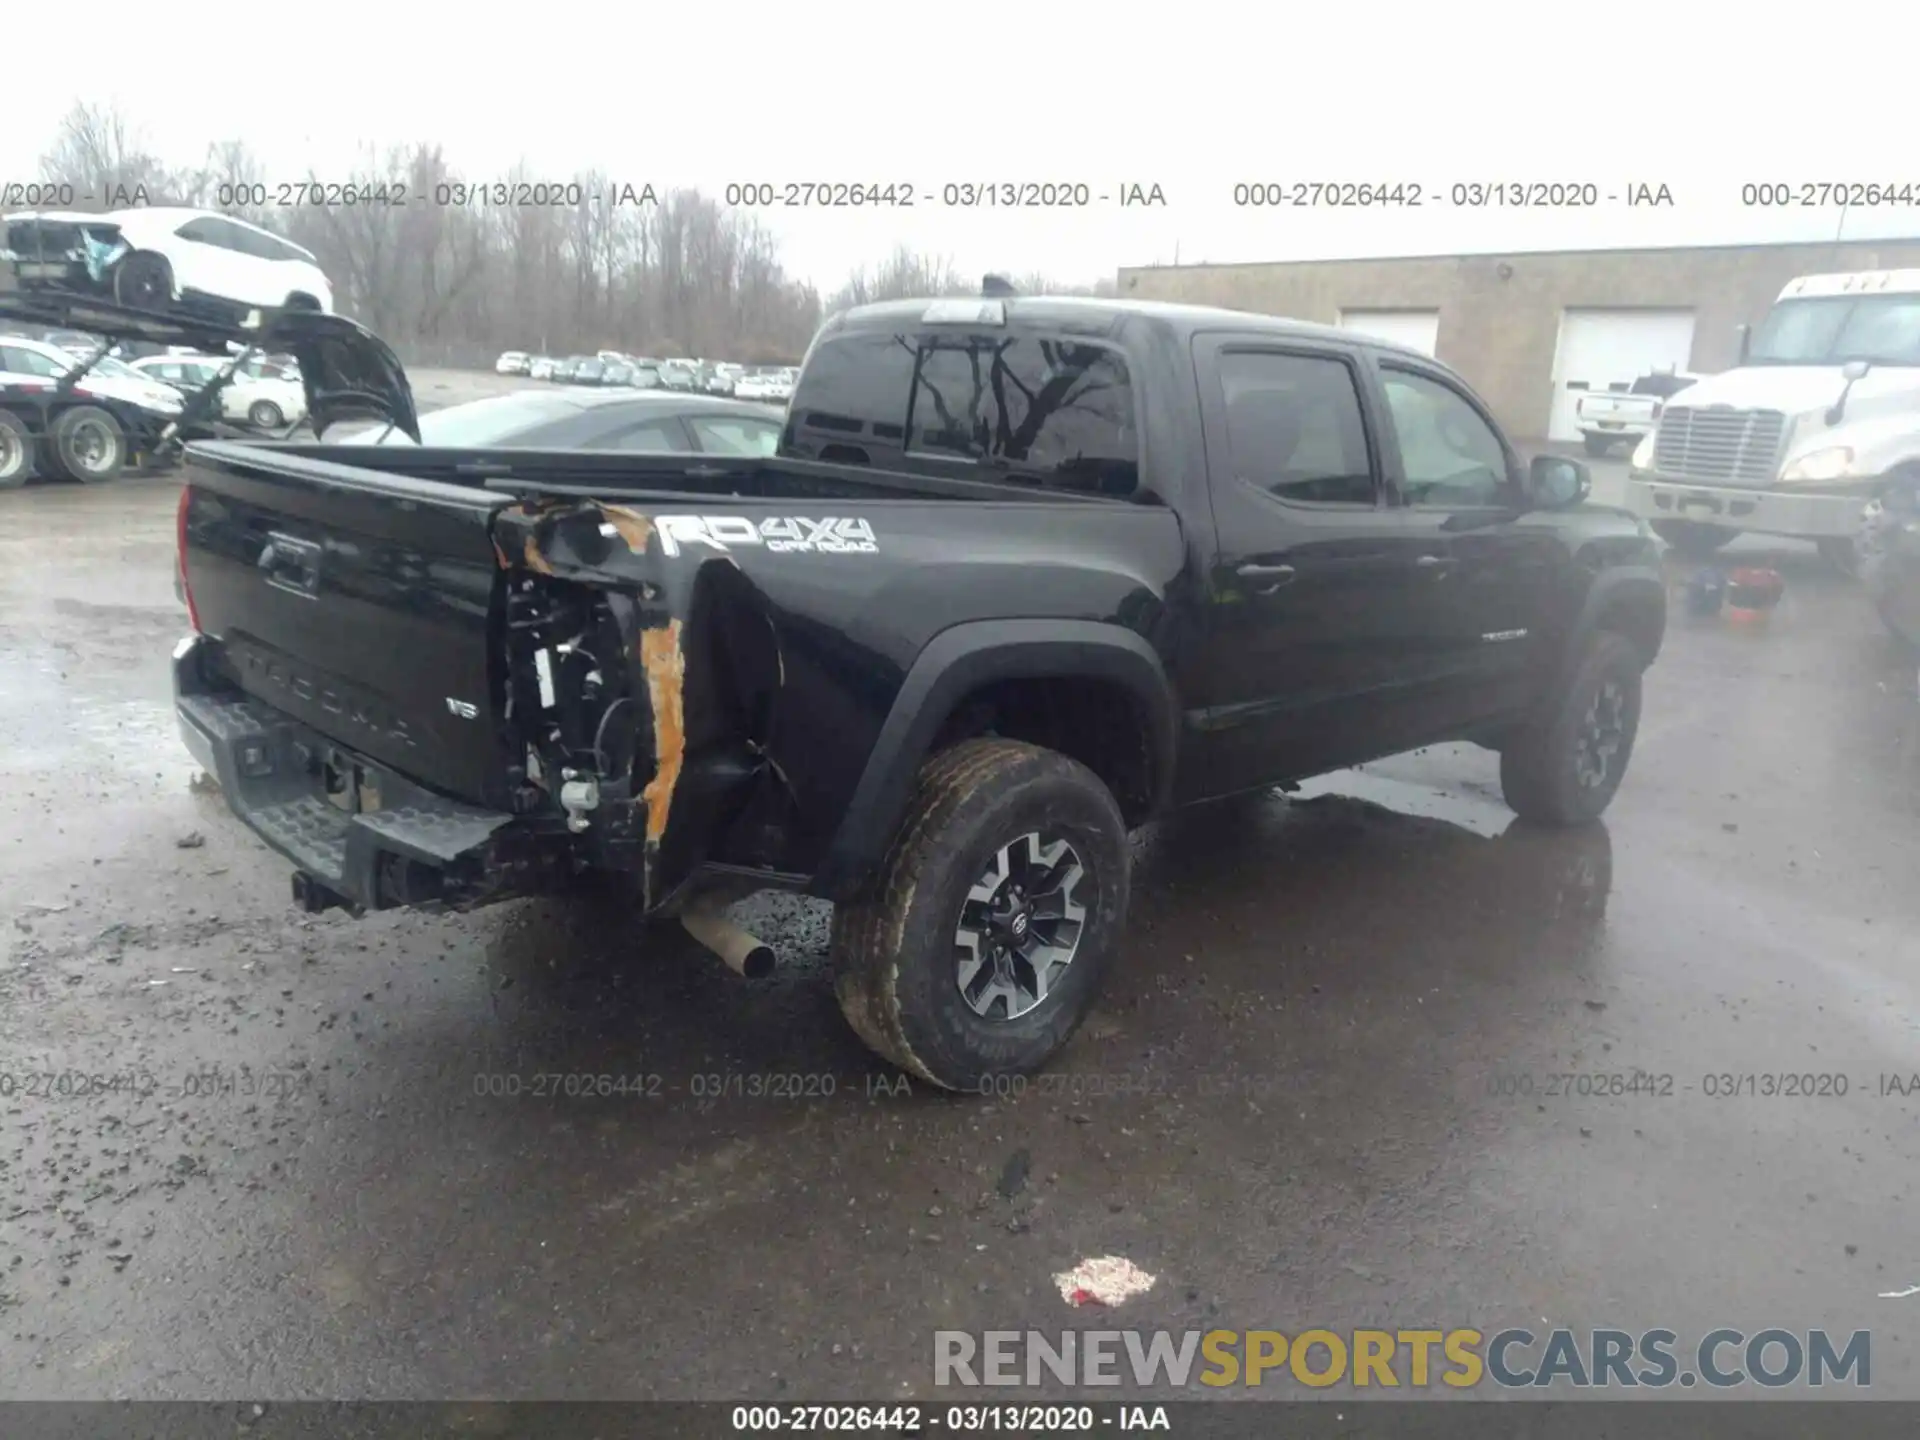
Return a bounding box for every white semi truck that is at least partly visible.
[1624,268,1920,568]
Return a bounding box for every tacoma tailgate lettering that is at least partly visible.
[655,515,878,558]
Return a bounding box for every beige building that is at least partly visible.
[1117,239,1920,441]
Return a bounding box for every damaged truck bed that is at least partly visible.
[174,292,1666,1088]
[175,439,1166,927]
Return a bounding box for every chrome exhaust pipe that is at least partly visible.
[681,901,777,979]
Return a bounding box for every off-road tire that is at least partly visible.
[0,409,34,489]
[1500,631,1644,826]
[831,738,1130,1092]
[1649,519,1736,557]
[1875,601,1919,652]
[1581,434,1614,457]
[48,406,126,484]
[113,251,174,311]
[248,399,285,429]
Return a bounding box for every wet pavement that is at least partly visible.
[4,466,1920,1402]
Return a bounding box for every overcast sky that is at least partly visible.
[7,4,1915,291]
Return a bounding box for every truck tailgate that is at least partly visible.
[1579,394,1657,424]
[179,447,512,807]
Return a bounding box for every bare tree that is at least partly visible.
[18,108,1114,368]
[37,102,174,208]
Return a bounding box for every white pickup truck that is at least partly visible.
[1624,269,1920,567]
[1577,369,1703,456]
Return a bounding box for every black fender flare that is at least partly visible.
[812,618,1178,900]
[1557,564,1667,691]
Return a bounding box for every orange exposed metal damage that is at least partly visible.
[598,504,654,554]
[638,620,686,845]
[521,532,555,575]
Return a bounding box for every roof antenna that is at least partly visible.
[981,273,1018,298]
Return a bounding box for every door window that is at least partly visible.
[174,217,229,248]
[689,415,782,456]
[579,418,692,452]
[1380,368,1511,508]
[2,345,68,378]
[1216,350,1376,506]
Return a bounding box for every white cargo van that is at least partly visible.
[1624,269,1920,567]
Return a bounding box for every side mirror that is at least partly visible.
[1827,358,1872,426]
[1736,324,1751,364]
[1526,453,1591,510]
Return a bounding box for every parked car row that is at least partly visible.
[129,353,308,429]
[496,349,797,402]
[0,320,309,486]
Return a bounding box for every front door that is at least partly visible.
[1184,335,1455,797]
[1373,361,1555,730]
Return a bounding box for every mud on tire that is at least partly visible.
[1500,630,1645,826]
[831,738,1130,1092]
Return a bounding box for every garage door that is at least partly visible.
[1339,309,1440,357]
[1548,309,1696,443]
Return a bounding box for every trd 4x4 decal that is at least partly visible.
[653,515,879,558]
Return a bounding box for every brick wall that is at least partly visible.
[1117,241,1920,438]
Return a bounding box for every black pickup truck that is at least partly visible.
[172,290,1666,1088]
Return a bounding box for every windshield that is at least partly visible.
[1748,294,1920,366]
[92,357,146,381]
[1629,373,1695,398]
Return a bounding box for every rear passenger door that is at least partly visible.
[1187,335,1456,796]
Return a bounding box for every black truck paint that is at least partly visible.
[172,293,1666,1086]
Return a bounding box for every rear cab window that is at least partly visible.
[785,323,1142,498]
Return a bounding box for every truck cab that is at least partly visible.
[1623,269,1920,564]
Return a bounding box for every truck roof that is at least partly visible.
[831,294,1434,361]
[1778,269,1920,300]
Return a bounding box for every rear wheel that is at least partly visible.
[0,409,35,489]
[1501,631,1645,826]
[283,292,322,312]
[1649,519,1736,557]
[831,738,1130,1091]
[248,399,285,429]
[113,251,174,310]
[49,406,127,484]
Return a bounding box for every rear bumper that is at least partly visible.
[173,634,556,914]
[1623,477,1868,540]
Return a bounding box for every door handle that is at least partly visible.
[1235,562,1297,593]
